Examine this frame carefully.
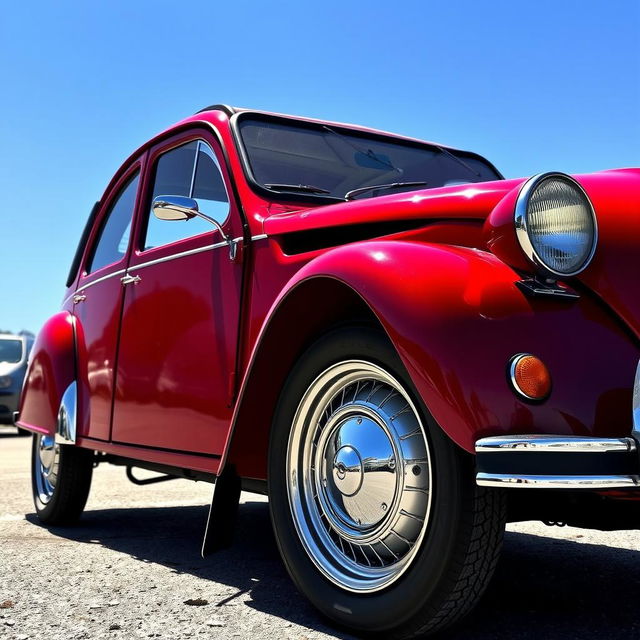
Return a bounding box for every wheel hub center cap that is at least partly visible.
[321,414,399,530]
[332,446,363,496]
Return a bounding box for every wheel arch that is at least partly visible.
[16,311,77,438]
[221,236,639,481]
[225,276,387,479]
[223,239,531,480]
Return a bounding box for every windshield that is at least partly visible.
[0,339,22,363]
[237,116,501,202]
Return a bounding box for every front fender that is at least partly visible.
[16,311,76,436]
[242,240,638,455]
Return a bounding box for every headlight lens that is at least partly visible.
[0,375,12,389]
[515,173,597,277]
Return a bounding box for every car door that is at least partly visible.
[110,130,244,455]
[74,162,143,441]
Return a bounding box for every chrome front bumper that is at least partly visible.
[475,435,640,489]
[477,360,640,490]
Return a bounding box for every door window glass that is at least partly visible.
[87,172,139,273]
[144,140,230,250]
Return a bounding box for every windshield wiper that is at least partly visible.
[345,181,427,201]
[265,183,331,195]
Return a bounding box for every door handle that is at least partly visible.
[72,294,86,304]
[120,274,142,286]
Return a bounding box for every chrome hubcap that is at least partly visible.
[35,434,60,504]
[287,360,432,592]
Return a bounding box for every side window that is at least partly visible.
[87,172,139,274]
[143,140,230,251]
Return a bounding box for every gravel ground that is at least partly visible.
[1,426,639,639]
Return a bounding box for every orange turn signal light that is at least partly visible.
[509,354,551,401]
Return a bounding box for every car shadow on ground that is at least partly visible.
[26,500,640,640]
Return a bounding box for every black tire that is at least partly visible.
[31,434,94,525]
[268,327,506,639]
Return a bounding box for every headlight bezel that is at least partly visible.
[514,172,598,278]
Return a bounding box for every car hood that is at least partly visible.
[263,178,526,236]
[263,169,640,339]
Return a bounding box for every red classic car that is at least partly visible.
[17,105,640,638]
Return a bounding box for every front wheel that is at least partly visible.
[31,433,94,525]
[268,328,506,638]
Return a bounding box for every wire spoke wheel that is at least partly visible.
[270,329,506,638]
[31,420,94,525]
[286,360,432,592]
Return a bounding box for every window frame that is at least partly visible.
[80,160,144,281]
[230,111,504,206]
[135,131,233,257]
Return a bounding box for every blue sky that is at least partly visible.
[1,1,638,333]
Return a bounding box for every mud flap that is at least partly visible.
[201,464,241,557]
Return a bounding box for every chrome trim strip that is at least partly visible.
[514,172,598,278]
[64,232,255,305]
[56,381,77,445]
[633,359,640,444]
[77,268,127,294]
[476,435,636,454]
[251,233,268,241]
[477,472,640,489]
[63,267,128,305]
[132,236,244,271]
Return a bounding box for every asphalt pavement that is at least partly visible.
[1,425,639,639]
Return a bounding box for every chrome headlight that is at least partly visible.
[0,375,12,389]
[515,172,597,277]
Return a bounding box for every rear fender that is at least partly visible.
[225,240,638,478]
[16,311,77,439]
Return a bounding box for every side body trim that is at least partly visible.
[132,237,244,271]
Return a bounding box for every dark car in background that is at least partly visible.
[0,333,33,433]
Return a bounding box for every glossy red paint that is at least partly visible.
[16,311,75,435]
[110,130,245,455]
[224,240,638,478]
[112,233,243,455]
[574,169,640,338]
[18,106,640,483]
[484,168,640,340]
[73,161,144,442]
[263,178,524,237]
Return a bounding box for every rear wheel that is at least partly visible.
[31,433,94,525]
[268,328,505,638]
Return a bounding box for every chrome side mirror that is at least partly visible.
[152,195,199,221]
[151,195,239,261]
